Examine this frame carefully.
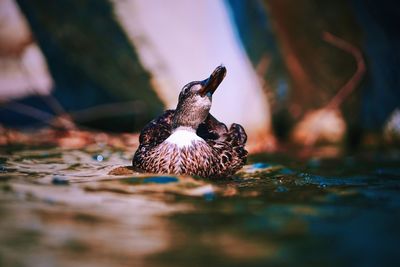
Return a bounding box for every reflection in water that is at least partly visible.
[0,146,399,267]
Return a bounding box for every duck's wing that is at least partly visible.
[138,109,175,147]
[197,113,228,141]
[199,115,248,177]
[198,113,247,146]
[225,123,247,146]
[213,123,248,177]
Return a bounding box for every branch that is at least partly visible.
[322,31,366,109]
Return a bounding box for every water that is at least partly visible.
[0,145,399,267]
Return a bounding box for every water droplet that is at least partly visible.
[319,183,327,189]
[94,154,104,162]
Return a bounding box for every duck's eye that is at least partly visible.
[182,85,190,94]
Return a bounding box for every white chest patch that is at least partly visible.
[165,129,203,148]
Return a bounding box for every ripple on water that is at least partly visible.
[1,146,400,267]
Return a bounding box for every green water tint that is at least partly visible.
[0,146,399,267]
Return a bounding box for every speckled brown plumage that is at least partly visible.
[132,65,248,178]
[132,110,247,178]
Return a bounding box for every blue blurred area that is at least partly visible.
[1,96,57,128]
[2,0,164,132]
[225,0,286,86]
[351,0,400,130]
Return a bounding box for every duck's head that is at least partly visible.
[172,65,226,130]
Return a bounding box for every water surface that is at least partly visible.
[0,145,399,267]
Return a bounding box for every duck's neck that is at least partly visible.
[171,126,196,133]
[172,112,201,130]
[172,103,209,130]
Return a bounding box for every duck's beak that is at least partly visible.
[199,65,227,97]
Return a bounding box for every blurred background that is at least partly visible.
[0,0,399,150]
[1,2,400,267]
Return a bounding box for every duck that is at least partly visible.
[132,66,248,178]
